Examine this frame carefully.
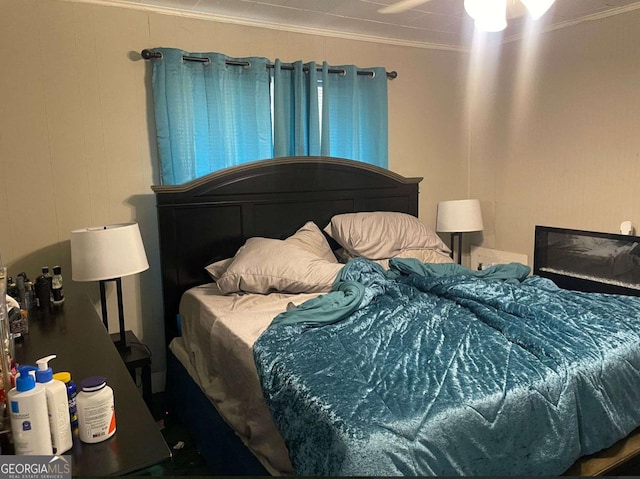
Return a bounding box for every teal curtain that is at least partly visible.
[322,64,388,168]
[151,48,388,184]
[151,48,272,185]
[272,60,321,157]
[272,61,388,167]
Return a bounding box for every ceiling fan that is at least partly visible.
[378,0,556,31]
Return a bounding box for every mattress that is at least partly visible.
[170,283,321,475]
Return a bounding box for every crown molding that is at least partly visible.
[57,0,469,52]
[55,0,640,52]
[503,2,640,45]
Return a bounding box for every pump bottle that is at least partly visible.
[36,355,73,454]
[8,366,53,455]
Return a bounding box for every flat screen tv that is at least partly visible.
[534,225,640,297]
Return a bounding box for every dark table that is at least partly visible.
[14,295,171,476]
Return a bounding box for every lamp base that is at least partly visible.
[110,331,133,352]
[450,232,463,265]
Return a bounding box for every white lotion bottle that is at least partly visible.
[8,366,53,455]
[36,355,73,454]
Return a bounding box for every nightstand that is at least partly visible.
[110,330,153,410]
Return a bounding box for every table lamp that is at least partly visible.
[70,223,149,351]
[436,199,484,265]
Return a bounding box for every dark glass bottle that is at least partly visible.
[35,269,51,309]
[52,266,64,306]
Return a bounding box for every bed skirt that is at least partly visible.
[165,348,270,476]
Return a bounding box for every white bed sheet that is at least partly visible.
[170,283,321,475]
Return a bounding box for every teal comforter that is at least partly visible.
[253,258,640,476]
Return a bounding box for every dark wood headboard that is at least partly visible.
[152,157,422,344]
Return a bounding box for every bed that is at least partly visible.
[152,157,640,476]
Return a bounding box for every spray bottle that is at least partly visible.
[35,355,73,454]
[8,366,52,455]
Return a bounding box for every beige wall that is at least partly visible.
[471,11,640,261]
[0,0,467,390]
[8,1,635,390]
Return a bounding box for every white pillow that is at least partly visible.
[395,248,454,263]
[284,221,337,263]
[324,212,450,260]
[205,257,234,281]
[205,221,336,281]
[216,237,343,294]
[337,247,454,269]
[376,248,454,269]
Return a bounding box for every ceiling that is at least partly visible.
[98,0,640,50]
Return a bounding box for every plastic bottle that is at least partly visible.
[53,371,78,435]
[12,275,28,340]
[43,267,53,305]
[8,366,53,455]
[34,272,51,310]
[77,376,116,443]
[25,281,36,310]
[35,355,73,454]
[51,266,64,307]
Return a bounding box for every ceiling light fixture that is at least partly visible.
[464,0,556,32]
[520,0,556,20]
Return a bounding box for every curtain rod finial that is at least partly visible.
[141,49,161,60]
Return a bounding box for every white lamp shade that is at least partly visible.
[465,0,555,31]
[436,199,484,233]
[521,0,556,20]
[70,223,149,282]
[476,0,507,32]
[464,0,483,21]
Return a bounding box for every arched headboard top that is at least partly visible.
[152,156,421,197]
[152,157,422,343]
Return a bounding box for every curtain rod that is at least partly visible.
[141,49,397,79]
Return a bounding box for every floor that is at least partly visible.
[139,392,210,476]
